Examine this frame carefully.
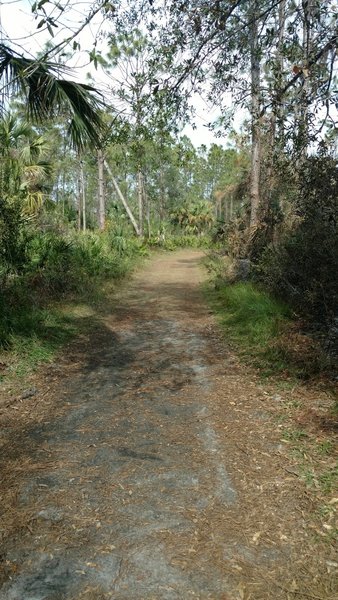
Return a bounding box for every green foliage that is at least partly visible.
[213,282,290,347]
[147,233,212,250]
[207,279,297,376]
[256,154,338,323]
[170,200,214,234]
[0,227,142,348]
[0,44,104,150]
[0,198,26,276]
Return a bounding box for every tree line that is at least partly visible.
[0,0,337,335]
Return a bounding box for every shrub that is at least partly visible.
[0,198,26,277]
[0,225,142,348]
[256,155,338,324]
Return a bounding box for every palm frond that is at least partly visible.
[21,190,45,215]
[0,44,104,149]
[22,162,51,184]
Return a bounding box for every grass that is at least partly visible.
[206,279,293,376]
[282,428,308,442]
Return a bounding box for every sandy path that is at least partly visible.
[0,250,336,600]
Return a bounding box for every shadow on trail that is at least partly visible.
[0,251,239,600]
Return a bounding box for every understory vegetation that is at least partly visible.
[0,1,337,385]
[207,149,338,383]
[0,218,147,375]
[207,276,332,381]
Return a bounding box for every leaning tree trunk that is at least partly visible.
[249,0,262,227]
[104,159,140,236]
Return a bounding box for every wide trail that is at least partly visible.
[0,250,333,599]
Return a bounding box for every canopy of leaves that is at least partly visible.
[0,44,105,150]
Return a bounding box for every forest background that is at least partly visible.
[0,0,337,380]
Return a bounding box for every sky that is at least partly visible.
[0,0,243,147]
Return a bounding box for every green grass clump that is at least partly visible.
[214,281,289,346]
[207,281,292,375]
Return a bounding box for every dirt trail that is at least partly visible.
[0,250,336,600]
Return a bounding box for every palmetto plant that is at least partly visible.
[0,44,104,150]
[171,201,214,235]
[0,113,52,214]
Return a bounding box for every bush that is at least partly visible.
[0,225,142,348]
[0,198,26,276]
[256,155,338,324]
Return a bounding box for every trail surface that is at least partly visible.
[0,250,336,600]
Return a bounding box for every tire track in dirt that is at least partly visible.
[0,250,336,600]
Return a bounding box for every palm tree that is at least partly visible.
[0,44,104,150]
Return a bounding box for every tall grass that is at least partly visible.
[216,282,290,347]
[207,281,294,375]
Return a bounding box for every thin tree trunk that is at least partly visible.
[137,168,143,237]
[159,162,166,222]
[264,0,287,220]
[299,0,314,158]
[97,149,105,231]
[276,0,287,140]
[249,1,261,227]
[146,190,151,239]
[77,167,82,231]
[80,160,86,232]
[104,159,140,236]
[143,174,151,239]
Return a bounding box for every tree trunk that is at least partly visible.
[249,1,261,227]
[97,149,105,231]
[80,160,86,232]
[264,0,287,219]
[224,197,228,222]
[104,159,140,236]
[299,0,314,157]
[137,168,143,237]
[77,167,82,231]
[276,0,287,140]
[159,162,166,222]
